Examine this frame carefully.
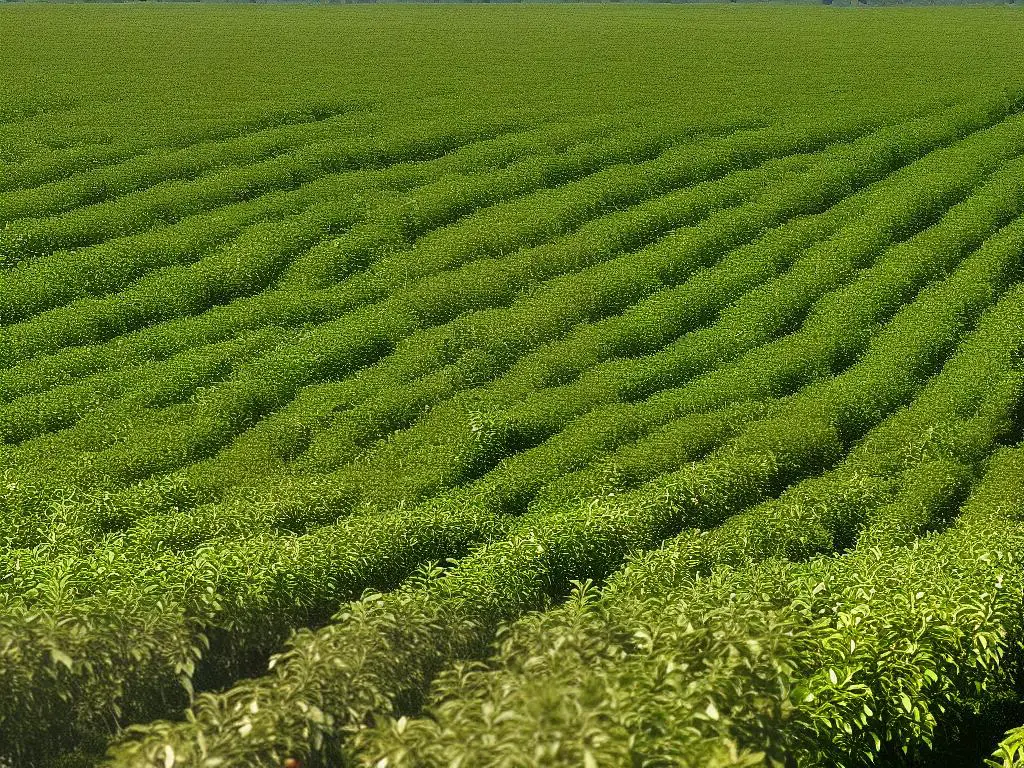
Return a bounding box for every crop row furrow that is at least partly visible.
[262,108,1024,490]
[432,207,1022,542]
[171,167,858,497]
[0,106,991,405]
[243,141,1024,523]
[98,222,1024,768]
[0,143,821,487]
[0,99,363,193]
[354,438,1024,768]
[569,222,1024,585]
[0,114,652,326]
[348,275,1024,768]
[0,114,534,268]
[0,115,789,365]
[0,123,683,359]
[56,107,1020,496]
[0,108,380,223]
[0,104,1013,533]
[0,123,696,378]
[0,327,307,447]
[0,203,820,450]
[2,168,1019,766]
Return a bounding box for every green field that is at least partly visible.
[2,4,1024,767]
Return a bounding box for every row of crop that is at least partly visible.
[0,493,515,765]
[2,110,1019,559]
[0,98,361,193]
[99,244,1024,768]
[269,113,855,293]
[0,93,1011,724]
[0,109,535,267]
[604,230,1024,577]
[0,180,835,543]
[0,105,985,406]
[0,406,841,768]
[189,207,844,500]
[223,271,1024,767]
[0,125,148,192]
[21,110,858,326]
[0,106,379,223]
[81,203,1024,554]
[459,209,1024,563]
[0,115,814,365]
[102,152,858,496]
[0,115,633,327]
[0,127,887,454]
[0,114,682,328]
[0,327,306,447]
[0,143,822,489]
[0,180,339,326]
[273,112,1024,488]
[0,106,1013,540]
[3,194,1020,765]
[0,124,705,404]
[4,105,1002,498]
[352,279,1024,766]
[236,145,1024,521]
[200,122,946,495]
[356,440,1024,768]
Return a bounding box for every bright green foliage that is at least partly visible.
[991,724,1024,768]
[1,5,1024,768]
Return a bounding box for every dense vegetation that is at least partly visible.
[1,4,1024,766]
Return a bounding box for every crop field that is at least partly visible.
[2,4,1024,767]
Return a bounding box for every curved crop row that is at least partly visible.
[0,115,696,328]
[4,111,1021,549]
[273,115,1024,492]
[0,105,991,408]
[3,188,1020,765]
[0,112,535,268]
[3,17,1024,768]
[1,144,818,488]
[0,327,306,447]
[0,99,361,193]
[191,110,987,497]
[1,106,1017,547]
[348,282,1024,768]
[100,229,1024,768]
[0,124,895,450]
[5,105,1003,498]
[0,116,822,365]
[234,146,1024,522]
[0,107,378,224]
[356,441,1024,768]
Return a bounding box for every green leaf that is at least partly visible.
[50,649,73,671]
[900,693,913,714]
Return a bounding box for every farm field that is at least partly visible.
[2,4,1024,767]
